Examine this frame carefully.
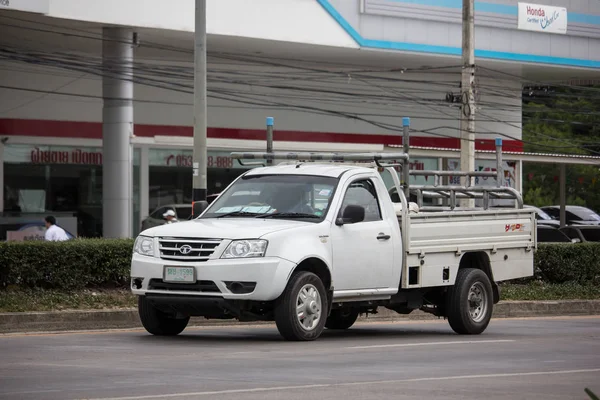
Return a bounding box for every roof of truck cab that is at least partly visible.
[243,163,375,178]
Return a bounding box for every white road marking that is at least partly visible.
[346,339,515,349]
[81,368,600,400]
[0,389,62,395]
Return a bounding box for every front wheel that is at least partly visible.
[138,296,190,336]
[274,271,328,341]
[446,268,493,335]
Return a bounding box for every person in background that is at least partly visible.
[44,216,70,241]
[163,209,178,224]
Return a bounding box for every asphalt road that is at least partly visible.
[1,316,599,400]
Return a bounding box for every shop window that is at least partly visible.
[148,148,258,215]
[3,144,105,238]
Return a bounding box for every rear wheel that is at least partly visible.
[138,296,189,336]
[274,271,328,341]
[446,268,493,335]
[325,308,360,330]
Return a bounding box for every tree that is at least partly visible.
[521,85,600,212]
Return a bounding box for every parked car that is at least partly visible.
[525,205,560,228]
[559,225,600,243]
[142,196,221,231]
[541,205,600,226]
[141,204,192,231]
[536,225,574,243]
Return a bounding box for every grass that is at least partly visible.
[0,288,136,313]
[499,281,600,301]
[0,282,599,313]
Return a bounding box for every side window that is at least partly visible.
[339,179,382,222]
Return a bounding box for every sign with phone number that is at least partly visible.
[149,150,252,169]
[165,154,235,168]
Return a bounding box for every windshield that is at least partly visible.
[534,207,553,220]
[572,208,600,221]
[200,174,338,221]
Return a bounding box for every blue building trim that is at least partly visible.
[317,0,600,68]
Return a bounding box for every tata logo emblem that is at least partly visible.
[179,245,193,255]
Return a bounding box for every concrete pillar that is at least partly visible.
[140,146,149,223]
[102,27,134,238]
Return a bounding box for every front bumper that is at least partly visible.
[130,253,296,301]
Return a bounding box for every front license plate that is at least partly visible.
[163,266,195,283]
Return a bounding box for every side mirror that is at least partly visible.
[192,200,209,218]
[336,204,365,226]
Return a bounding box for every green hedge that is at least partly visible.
[0,239,134,290]
[0,240,599,290]
[533,242,600,285]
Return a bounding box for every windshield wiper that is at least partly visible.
[214,211,262,218]
[256,212,321,219]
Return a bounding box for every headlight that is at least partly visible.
[221,239,267,259]
[134,235,155,257]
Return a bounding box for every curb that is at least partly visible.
[1,300,599,334]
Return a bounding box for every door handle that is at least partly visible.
[377,233,391,240]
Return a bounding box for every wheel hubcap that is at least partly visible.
[468,282,488,323]
[296,284,322,331]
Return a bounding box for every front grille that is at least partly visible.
[158,237,222,261]
[148,279,220,293]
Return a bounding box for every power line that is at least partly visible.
[1,38,599,155]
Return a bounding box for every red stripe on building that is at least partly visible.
[0,118,524,152]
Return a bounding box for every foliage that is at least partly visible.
[1,282,598,312]
[523,187,555,208]
[0,288,135,312]
[0,240,599,311]
[0,238,134,290]
[532,243,600,285]
[521,85,600,213]
[499,281,600,301]
[1,239,599,291]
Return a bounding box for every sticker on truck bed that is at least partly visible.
[505,223,525,232]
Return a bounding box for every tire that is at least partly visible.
[446,268,493,335]
[325,308,360,330]
[274,271,328,341]
[138,296,190,336]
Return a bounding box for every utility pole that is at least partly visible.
[402,117,410,198]
[192,0,208,211]
[266,117,274,165]
[460,0,475,208]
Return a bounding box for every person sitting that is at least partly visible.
[163,209,178,224]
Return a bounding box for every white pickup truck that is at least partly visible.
[130,150,536,341]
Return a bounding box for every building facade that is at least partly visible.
[0,0,599,239]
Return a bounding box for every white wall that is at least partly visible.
[45,0,358,49]
[0,59,522,142]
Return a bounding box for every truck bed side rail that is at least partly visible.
[409,185,523,210]
[230,151,409,165]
